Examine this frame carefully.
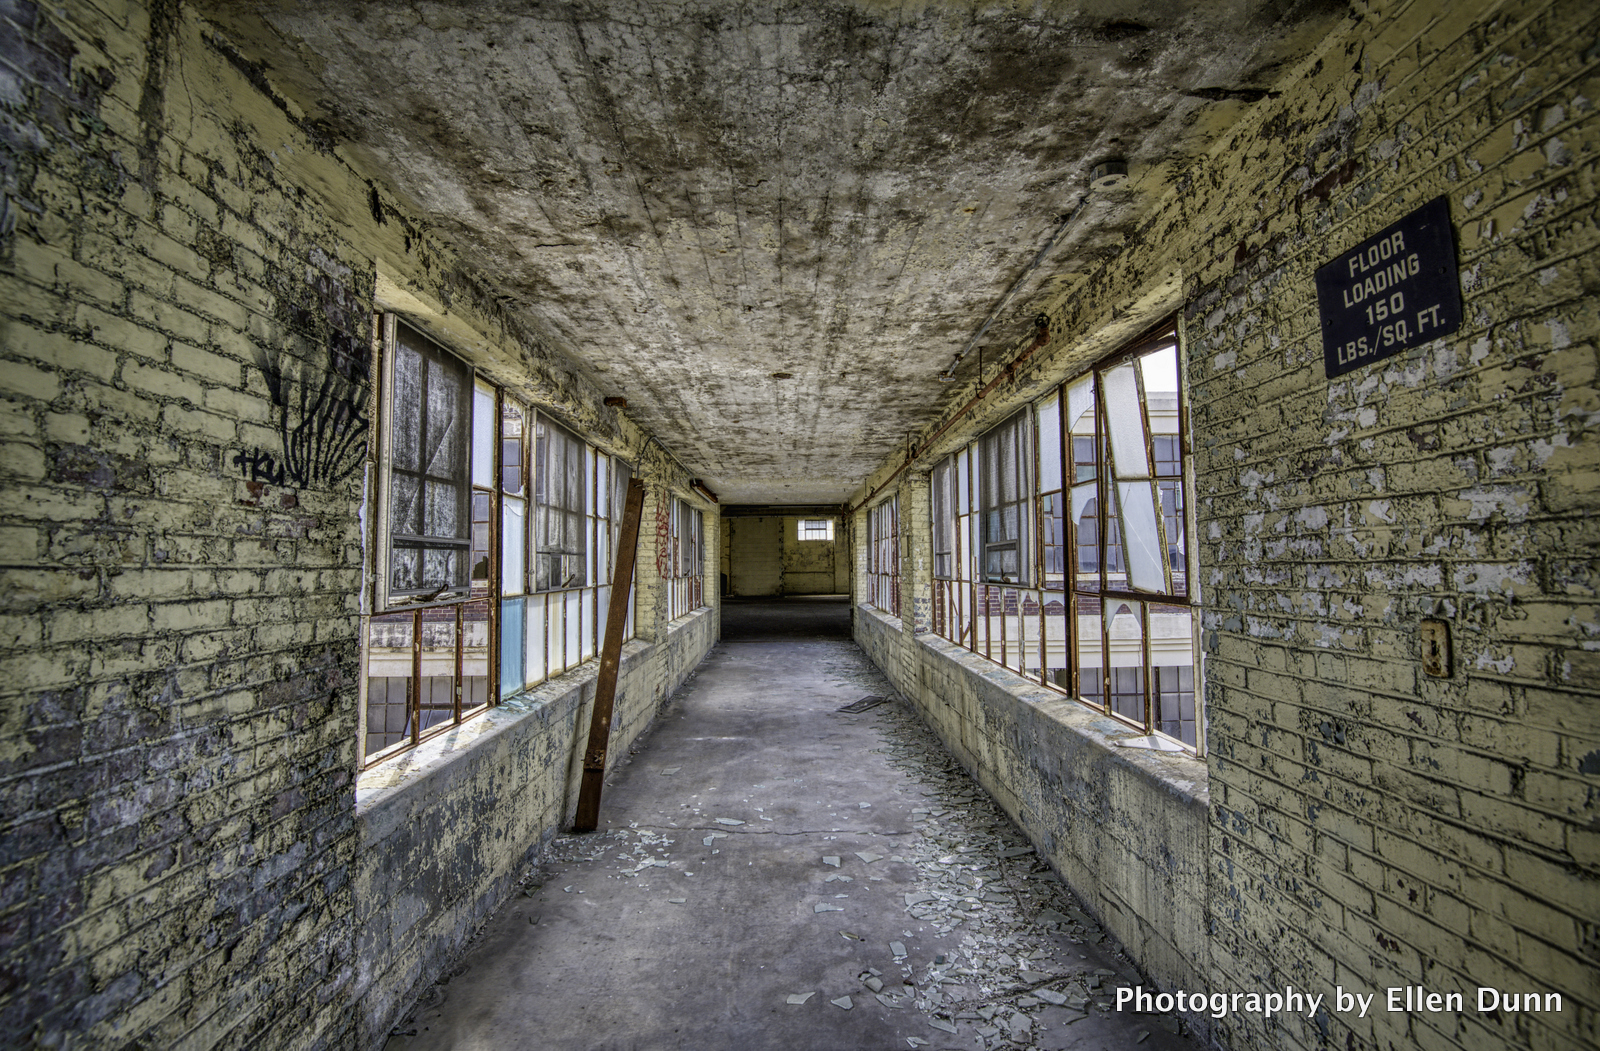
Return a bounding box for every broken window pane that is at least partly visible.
[388,323,471,599]
[1114,480,1167,593]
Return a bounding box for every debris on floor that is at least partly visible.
[391,629,1192,1050]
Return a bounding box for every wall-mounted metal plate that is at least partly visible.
[1420,618,1452,678]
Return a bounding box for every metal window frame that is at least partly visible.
[923,316,1202,754]
[360,317,644,770]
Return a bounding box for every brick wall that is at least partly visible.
[2,1,371,1043]
[0,2,713,1048]
[1174,4,1598,1049]
[853,2,1599,1050]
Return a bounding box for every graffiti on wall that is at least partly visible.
[235,246,370,487]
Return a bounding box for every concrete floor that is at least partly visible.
[387,598,1197,1050]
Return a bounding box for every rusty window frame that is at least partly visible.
[667,496,705,620]
[867,496,900,615]
[359,318,641,770]
[924,317,1201,753]
[361,315,499,767]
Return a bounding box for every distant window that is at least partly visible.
[667,497,705,620]
[867,498,899,615]
[799,519,834,541]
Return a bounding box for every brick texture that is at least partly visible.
[0,2,715,1049]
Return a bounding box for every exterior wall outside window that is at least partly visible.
[929,325,1199,750]
[361,317,637,766]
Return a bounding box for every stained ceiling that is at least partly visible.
[194,0,1347,503]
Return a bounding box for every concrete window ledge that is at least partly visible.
[858,604,1207,801]
[917,625,1209,804]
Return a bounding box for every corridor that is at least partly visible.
[388,599,1191,1051]
[6,3,1594,1049]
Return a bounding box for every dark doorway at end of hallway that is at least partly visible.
[720,595,851,641]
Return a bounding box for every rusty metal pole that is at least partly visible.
[572,477,646,833]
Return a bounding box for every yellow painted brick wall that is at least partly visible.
[0,2,707,1048]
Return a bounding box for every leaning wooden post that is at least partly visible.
[573,477,646,833]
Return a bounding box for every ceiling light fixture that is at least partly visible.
[1090,158,1129,191]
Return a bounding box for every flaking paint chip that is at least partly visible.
[830,996,853,1010]
[786,992,815,1005]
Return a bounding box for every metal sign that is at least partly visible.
[1315,195,1461,379]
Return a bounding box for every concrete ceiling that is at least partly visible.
[196,0,1346,504]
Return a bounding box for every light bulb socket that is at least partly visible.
[1090,159,1128,191]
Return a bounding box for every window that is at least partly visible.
[361,315,637,766]
[928,323,1200,750]
[383,321,472,603]
[667,497,705,620]
[867,497,900,616]
[798,519,835,541]
[533,417,585,592]
[980,410,1032,585]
